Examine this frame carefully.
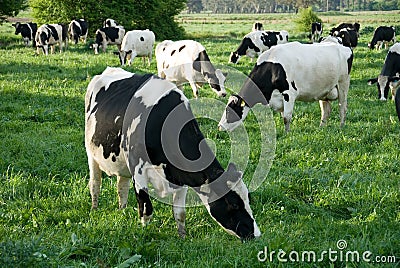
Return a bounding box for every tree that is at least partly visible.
[294,7,322,32]
[0,0,28,22]
[29,0,186,40]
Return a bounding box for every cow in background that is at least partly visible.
[12,22,37,47]
[229,30,289,64]
[91,26,125,54]
[368,43,400,100]
[156,40,226,98]
[252,22,263,31]
[330,22,360,35]
[35,24,68,55]
[310,22,323,43]
[68,19,88,44]
[368,26,396,50]
[118,29,155,66]
[104,18,123,28]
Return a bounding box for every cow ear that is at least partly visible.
[240,100,246,107]
[367,78,378,85]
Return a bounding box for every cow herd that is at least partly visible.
[11,18,400,240]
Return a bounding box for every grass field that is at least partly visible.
[0,11,399,267]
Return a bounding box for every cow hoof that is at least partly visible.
[178,225,186,238]
[141,215,153,226]
[119,203,127,210]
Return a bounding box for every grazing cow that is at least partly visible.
[12,22,37,47]
[229,30,289,64]
[367,43,400,101]
[68,19,88,44]
[219,41,353,132]
[92,26,125,54]
[368,26,396,50]
[35,24,68,55]
[332,28,358,48]
[396,86,400,121]
[156,40,226,98]
[310,22,323,43]
[330,22,360,35]
[252,22,264,31]
[118,30,155,66]
[85,67,260,240]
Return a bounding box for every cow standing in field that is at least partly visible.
[104,18,121,28]
[219,41,353,132]
[156,40,226,98]
[310,22,323,43]
[368,26,396,50]
[68,19,88,44]
[85,67,260,240]
[330,22,360,35]
[92,26,125,54]
[368,43,400,101]
[229,30,289,64]
[12,22,37,47]
[252,22,263,31]
[331,28,358,48]
[35,24,68,55]
[118,30,155,66]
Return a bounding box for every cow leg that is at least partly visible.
[173,186,188,238]
[88,156,102,209]
[117,176,130,209]
[189,80,199,98]
[319,100,331,126]
[133,165,153,225]
[338,78,350,127]
[129,51,137,66]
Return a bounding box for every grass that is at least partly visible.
[0,11,399,267]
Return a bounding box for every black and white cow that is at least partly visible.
[92,26,125,54]
[156,40,226,98]
[12,22,37,47]
[229,30,289,64]
[219,41,353,132]
[310,22,323,43]
[68,19,88,44]
[252,22,264,32]
[330,22,360,35]
[85,67,260,240]
[104,18,122,28]
[332,28,358,48]
[368,26,396,50]
[368,43,400,101]
[118,29,155,66]
[35,24,68,55]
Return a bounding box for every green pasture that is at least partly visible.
[0,11,399,267]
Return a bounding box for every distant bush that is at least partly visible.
[29,0,186,40]
[294,7,322,33]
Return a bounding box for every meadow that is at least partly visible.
[0,11,399,267]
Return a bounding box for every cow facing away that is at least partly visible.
[252,22,264,31]
[310,22,323,43]
[229,30,289,64]
[118,30,155,66]
[368,26,396,50]
[68,19,88,44]
[12,22,37,47]
[156,40,226,98]
[219,41,353,132]
[35,24,68,55]
[92,26,125,54]
[85,67,260,240]
[368,43,400,101]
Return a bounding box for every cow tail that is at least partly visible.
[395,88,400,122]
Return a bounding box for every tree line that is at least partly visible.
[187,0,400,13]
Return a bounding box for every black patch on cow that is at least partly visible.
[226,95,245,123]
[140,36,144,41]
[235,37,260,56]
[291,81,297,91]
[347,53,354,75]
[90,73,153,160]
[171,49,176,56]
[395,87,400,122]
[99,27,121,43]
[239,61,289,107]
[260,32,279,48]
[178,45,186,52]
[47,24,60,41]
[282,93,289,102]
[381,51,400,77]
[14,22,37,47]
[135,189,153,218]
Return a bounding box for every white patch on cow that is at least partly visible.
[125,115,141,142]
[218,105,250,132]
[134,76,189,109]
[268,89,284,112]
[389,43,400,54]
[214,69,227,97]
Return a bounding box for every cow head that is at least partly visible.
[196,163,261,240]
[229,52,240,64]
[12,22,21,35]
[218,95,250,131]
[368,75,400,101]
[207,69,227,97]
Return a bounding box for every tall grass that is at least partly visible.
[0,11,399,267]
